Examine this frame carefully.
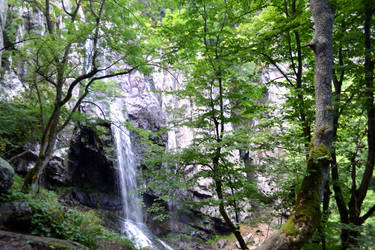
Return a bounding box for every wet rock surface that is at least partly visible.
[68,125,119,204]
[12,150,38,175]
[43,156,70,189]
[0,157,14,193]
[63,189,122,210]
[0,200,32,232]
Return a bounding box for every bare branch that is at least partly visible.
[34,81,45,131]
[260,52,295,87]
[81,100,107,120]
[58,66,137,131]
[360,204,375,224]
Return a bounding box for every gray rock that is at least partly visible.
[68,125,119,199]
[0,230,88,249]
[43,156,69,188]
[217,239,228,248]
[0,0,6,69]
[13,150,38,175]
[0,200,32,231]
[0,157,14,193]
[67,190,122,210]
[245,233,254,246]
[0,240,32,250]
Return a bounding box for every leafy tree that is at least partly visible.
[244,0,375,248]
[258,0,335,248]
[325,0,375,248]
[143,1,266,248]
[0,0,148,192]
[0,100,42,157]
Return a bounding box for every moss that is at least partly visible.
[317,124,330,136]
[282,156,322,237]
[313,144,331,158]
[281,218,299,235]
[309,143,332,162]
[47,241,76,249]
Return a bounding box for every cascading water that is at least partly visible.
[110,102,173,250]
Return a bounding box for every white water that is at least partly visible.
[110,102,173,250]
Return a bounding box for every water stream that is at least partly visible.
[110,102,173,250]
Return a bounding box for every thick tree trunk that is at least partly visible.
[256,0,334,249]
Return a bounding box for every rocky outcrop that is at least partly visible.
[0,0,6,69]
[62,190,122,210]
[43,156,71,189]
[12,150,38,175]
[0,230,87,250]
[0,157,14,193]
[0,200,32,232]
[67,125,121,209]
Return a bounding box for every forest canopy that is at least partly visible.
[0,0,374,250]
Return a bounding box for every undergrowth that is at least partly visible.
[0,174,136,250]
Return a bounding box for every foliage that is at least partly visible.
[1,0,375,249]
[0,176,135,250]
[0,0,152,192]
[0,101,43,157]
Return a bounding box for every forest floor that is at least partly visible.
[211,223,277,250]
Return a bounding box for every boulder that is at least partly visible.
[217,238,228,249]
[43,156,70,189]
[0,230,87,249]
[67,125,122,210]
[0,200,32,232]
[0,157,14,193]
[12,150,38,175]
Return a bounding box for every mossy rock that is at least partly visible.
[0,230,88,249]
[0,157,14,193]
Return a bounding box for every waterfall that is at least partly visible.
[110,102,173,250]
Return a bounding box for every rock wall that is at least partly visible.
[0,0,6,69]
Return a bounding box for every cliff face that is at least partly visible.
[0,0,6,69]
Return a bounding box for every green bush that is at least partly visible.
[0,179,135,250]
[0,101,42,157]
[27,189,136,249]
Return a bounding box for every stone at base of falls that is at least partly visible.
[0,200,32,232]
[0,230,88,250]
[0,157,14,193]
[62,189,122,210]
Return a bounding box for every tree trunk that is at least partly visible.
[22,106,61,193]
[341,1,374,248]
[256,0,334,249]
[215,178,248,250]
[213,146,248,249]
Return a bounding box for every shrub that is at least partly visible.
[0,177,135,249]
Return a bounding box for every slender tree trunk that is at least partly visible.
[22,105,61,192]
[341,1,374,248]
[257,1,334,249]
[215,176,248,250]
[213,146,248,249]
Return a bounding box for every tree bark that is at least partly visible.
[22,105,61,193]
[256,0,334,249]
